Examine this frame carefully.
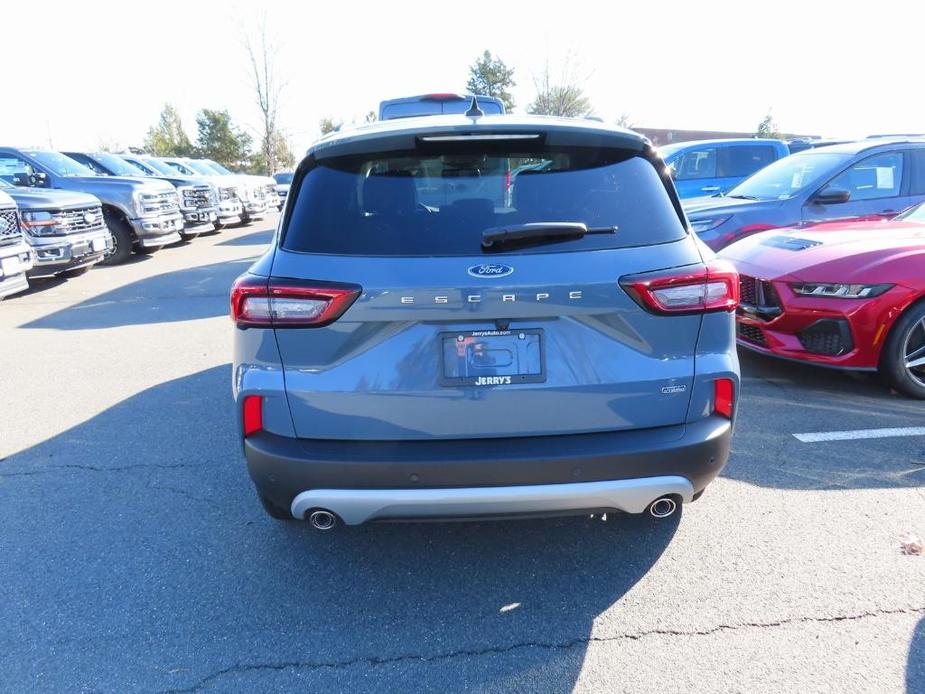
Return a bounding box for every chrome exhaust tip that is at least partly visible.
[308,510,338,530]
[648,496,678,518]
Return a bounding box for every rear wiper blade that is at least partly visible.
[481,222,617,249]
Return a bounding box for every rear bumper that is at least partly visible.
[292,476,694,525]
[244,416,732,522]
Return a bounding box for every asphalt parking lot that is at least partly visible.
[1,216,923,694]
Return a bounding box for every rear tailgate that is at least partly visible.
[271,240,703,440]
[270,126,706,441]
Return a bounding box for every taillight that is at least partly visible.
[242,395,263,437]
[714,378,735,419]
[621,261,739,315]
[230,274,361,328]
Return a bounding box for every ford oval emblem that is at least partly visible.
[83,212,97,225]
[468,263,514,279]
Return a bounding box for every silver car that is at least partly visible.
[2,181,110,277]
[0,187,33,298]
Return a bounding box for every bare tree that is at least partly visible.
[527,57,593,118]
[244,15,285,174]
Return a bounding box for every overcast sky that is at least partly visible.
[6,0,925,156]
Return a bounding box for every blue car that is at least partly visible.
[659,138,789,199]
[231,115,739,528]
[684,138,925,250]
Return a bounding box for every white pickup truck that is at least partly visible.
[0,186,34,299]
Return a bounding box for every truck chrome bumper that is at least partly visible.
[0,242,34,298]
[27,228,110,275]
[180,208,218,233]
[290,476,695,525]
[242,201,267,221]
[131,213,184,246]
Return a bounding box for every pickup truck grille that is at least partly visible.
[0,207,22,246]
[218,186,238,202]
[53,205,105,234]
[140,191,180,215]
[181,185,216,210]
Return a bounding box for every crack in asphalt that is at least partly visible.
[158,605,925,693]
[150,485,222,510]
[0,462,202,478]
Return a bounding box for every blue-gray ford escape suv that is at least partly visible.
[232,114,740,528]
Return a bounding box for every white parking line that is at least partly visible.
[793,427,925,443]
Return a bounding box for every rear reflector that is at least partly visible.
[231,274,361,328]
[419,134,541,142]
[714,379,735,419]
[242,395,263,437]
[621,260,739,314]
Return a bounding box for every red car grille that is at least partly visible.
[797,319,853,356]
[738,275,782,321]
[737,322,767,347]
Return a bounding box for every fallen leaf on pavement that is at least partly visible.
[899,532,923,555]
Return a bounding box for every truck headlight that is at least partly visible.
[20,210,58,236]
[132,190,150,217]
[176,186,194,210]
[790,282,894,299]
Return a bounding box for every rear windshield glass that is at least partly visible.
[282,145,685,256]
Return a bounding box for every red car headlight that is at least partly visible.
[790,283,893,299]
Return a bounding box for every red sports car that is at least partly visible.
[719,204,925,398]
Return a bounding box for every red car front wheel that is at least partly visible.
[882,301,925,399]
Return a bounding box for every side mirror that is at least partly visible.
[812,187,850,205]
[11,172,30,187]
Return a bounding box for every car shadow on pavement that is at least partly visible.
[910,617,925,694]
[216,229,275,247]
[9,253,154,299]
[0,365,680,693]
[18,258,254,330]
[723,350,925,491]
